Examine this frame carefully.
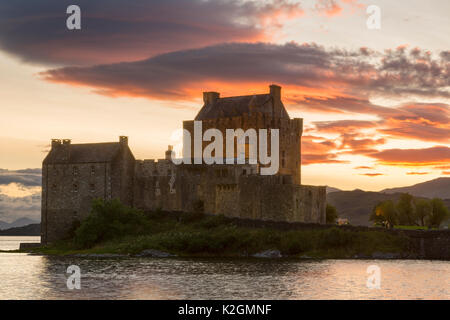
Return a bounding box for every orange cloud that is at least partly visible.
[406,172,430,175]
[359,173,384,177]
[301,135,348,165]
[315,0,342,17]
[314,120,377,133]
[302,154,349,165]
[435,165,450,170]
[368,146,450,167]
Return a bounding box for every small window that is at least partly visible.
[52,184,57,190]
[73,166,79,176]
[90,166,95,175]
[242,169,247,176]
[282,159,285,168]
[89,183,95,192]
[73,184,78,192]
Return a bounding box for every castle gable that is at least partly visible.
[195,85,290,121]
[195,94,272,120]
[43,142,122,164]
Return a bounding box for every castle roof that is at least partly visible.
[195,85,290,121]
[43,142,123,164]
[196,94,272,120]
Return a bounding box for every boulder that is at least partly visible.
[252,250,282,258]
[371,252,401,259]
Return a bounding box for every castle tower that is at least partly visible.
[183,84,303,184]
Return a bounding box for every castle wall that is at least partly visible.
[41,162,111,243]
[132,163,326,224]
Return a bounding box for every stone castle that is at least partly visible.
[41,85,326,244]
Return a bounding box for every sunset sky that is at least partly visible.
[0,0,449,199]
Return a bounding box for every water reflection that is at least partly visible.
[0,254,448,300]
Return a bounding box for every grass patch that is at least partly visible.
[27,200,410,258]
[393,225,436,230]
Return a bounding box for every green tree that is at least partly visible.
[370,200,398,228]
[414,199,432,227]
[369,202,385,227]
[326,204,338,224]
[428,198,450,228]
[396,193,416,225]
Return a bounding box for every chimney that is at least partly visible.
[203,92,220,104]
[51,139,62,148]
[119,136,128,146]
[269,84,281,101]
[60,139,71,161]
[165,145,174,160]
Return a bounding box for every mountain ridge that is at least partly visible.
[381,177,450,199]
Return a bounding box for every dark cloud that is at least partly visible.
[0,194,41,222]
[40,42,450,103]
[0,0,302,65]
[0,169,41,187]
[15,168,42,174]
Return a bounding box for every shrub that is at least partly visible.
[74,198,149,248]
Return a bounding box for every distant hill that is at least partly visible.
[326,186,341,194]
[328,190,450,227]
[0,217,38,230]
[381,177,450,199]
[0,223,40,236]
